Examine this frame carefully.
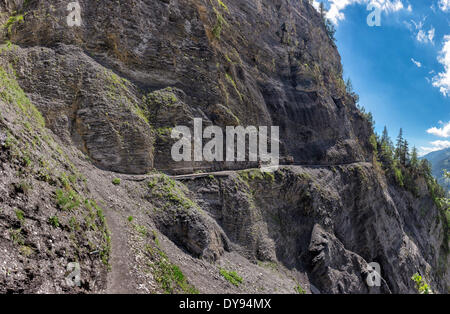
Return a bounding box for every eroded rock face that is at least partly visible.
[1,45,154,174]
[308,224,391,294]
[144,175,230,261]
[0,0,23,12]
[184,165,448,293]
[2,0,372,174]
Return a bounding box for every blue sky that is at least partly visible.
[313,0,450,155]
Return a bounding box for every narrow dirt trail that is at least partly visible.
[168,162,372,180]
[76,162,139,294]
[103,207,137,294]
[116,162,372,182]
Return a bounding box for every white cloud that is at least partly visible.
[411,58,422,67]
[312,0,321,11]
[420,140,450,156]
[326,0,407,25]
[421,120,450,155]
[427,121,450,138]
[439,0,450,12]
[417,29,427,43]
[428,27,435,43]
[432,35,450,96]
[411,19,435,44]
[389,0,404,11]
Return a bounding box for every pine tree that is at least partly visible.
[394,128,409,165]
[403,139,410,165]
[381,126,389,144]
[395,128,404,162]
[379,126,394,168]
[394,129,411,166]
[319,2,325,18]
[345,78,353,94]
[410,146,419,170]
[325,19,336,42]
[381,126,393,147]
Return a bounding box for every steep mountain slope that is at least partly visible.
[423,148,450,194]
[0,0,448,293]
[0,62,110,293]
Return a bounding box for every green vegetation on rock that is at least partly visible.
[147,175,198,210]
[0,65,45,127]
[55,188,80,211]
[219,268,243,287]
[411,273,432,294]
[145,244,198,294]
[212,8,227,39]
[3,12,24,35]
[295,284,306,294]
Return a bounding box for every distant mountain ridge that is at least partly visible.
[422,147,450,192]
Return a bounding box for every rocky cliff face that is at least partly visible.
[0,0,448,294]
[1,0,373,173]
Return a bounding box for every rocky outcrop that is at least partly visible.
[308,224,391,294]
[1,45,154,174]
[182,164,448,293]
[144,175,230,261]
